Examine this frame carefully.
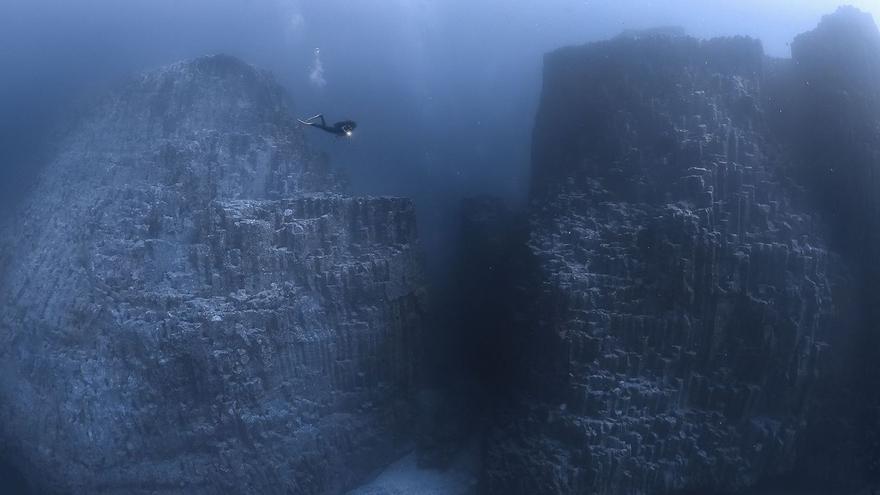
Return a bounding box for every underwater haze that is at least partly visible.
[1,1,880,494]
[4,0,880,269]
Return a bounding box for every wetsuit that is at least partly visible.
[298,114,357,137]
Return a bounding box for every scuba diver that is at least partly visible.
[298,114,357,137]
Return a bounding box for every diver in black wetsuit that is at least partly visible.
[298,114,357,137]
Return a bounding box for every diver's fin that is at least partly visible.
[297,119,312,125]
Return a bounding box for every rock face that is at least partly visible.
[485,33,849,494]
[787,6,880,257]
[0,55,425,494]
[786,7,880,486]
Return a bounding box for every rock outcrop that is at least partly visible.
[485,29,854,495]
[785,7,880,486]
[0,55,425,494]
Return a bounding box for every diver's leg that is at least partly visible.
[299,114,324,125]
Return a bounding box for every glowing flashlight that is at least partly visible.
[346,131,353,137]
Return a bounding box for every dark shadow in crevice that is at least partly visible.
[0,455,35,495]
[416,196,539,472]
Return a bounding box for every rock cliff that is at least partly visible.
[3,8,880,495]
[0,55,426,494]
[785,7,880,486]
[485,21,865,495]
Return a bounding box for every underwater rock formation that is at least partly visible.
[485,19,865,495]
[785,7,880,486]
[0,55,426,494]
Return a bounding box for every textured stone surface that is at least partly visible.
[0,55,425,494]
[785,8,880,487]
[485,34,847,494]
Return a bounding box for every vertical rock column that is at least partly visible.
[0,55,426,495]
[487,35,844,495]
